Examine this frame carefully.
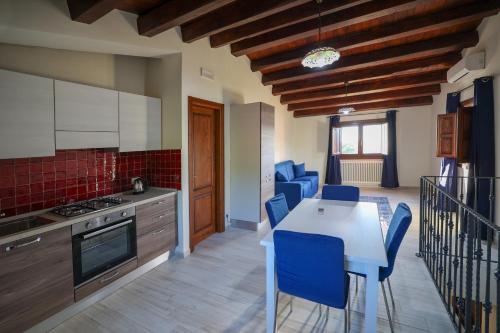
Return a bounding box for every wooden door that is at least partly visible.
[188,97,224,251]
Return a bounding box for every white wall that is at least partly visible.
[291,106,433,187]
[0,43,148,94]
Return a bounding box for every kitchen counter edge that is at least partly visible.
[0,188,178,246]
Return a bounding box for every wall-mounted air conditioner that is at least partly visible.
[447,52,485,83]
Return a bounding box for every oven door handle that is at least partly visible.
[82,219,134,239]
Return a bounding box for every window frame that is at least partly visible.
[334,118,387,160]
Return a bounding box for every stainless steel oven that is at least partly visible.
[72,207,137,286]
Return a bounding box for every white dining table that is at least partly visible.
[260,198,388,333]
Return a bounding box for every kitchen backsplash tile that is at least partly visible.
[0,148,181,218]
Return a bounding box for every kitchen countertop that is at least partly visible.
[0,187,178,246]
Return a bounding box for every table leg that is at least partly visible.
[266,246,276,333]
[364,264,379,333]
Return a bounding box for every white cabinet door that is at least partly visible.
[146,97,161,151]
[0,69,55,159]
[55,80,118,132]
[119,92,161,152]
[56,131,119,149]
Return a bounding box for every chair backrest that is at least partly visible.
[273,230,348,309]
[265,193,289,229]
[322,185,360,201]
[380,203,412,280]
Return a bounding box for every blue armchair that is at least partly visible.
[275,160,319,209]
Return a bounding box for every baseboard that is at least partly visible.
[230,218,259,231]
[27,251,172,333]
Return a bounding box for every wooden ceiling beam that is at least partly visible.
[263,31,477,86]
[230,0,429,56]
[272,52,460,95]
[293,96,434,117]
[251,1,500,72]
[209,0,365,47]
[138,0,235,37]
[280,70,447,104]
[66,0,119,24]
[180,0,310,43]
[287,85,441,111]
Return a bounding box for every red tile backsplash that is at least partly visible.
[0,148,181,218]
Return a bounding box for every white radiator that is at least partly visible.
[340,159,383,186]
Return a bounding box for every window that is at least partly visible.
[333,119,388,159]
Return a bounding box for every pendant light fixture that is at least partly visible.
[301,0,340,69]
[338,82,355,114]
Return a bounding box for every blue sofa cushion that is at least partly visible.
[289,180,312,198]
[276,170,288,182]
[276,160,295,181]
[293,163,306,177]
[294,175,318,195]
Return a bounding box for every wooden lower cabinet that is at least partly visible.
[0,227,74,333]
[137,196,177,266]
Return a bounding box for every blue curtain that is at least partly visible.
[325,116,342,185]
[381,110,399,188]
[466,76,495,239]
[439,92,460,210]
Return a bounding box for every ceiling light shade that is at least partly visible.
[338,106,355,114]
[301,46,340,68]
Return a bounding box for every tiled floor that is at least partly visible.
[51,187,455,333]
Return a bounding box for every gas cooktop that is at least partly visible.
[51,197,130,217]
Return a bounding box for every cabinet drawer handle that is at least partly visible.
[99,271,120,284]
[153,201,165,206]
[152,228,166,235]
[5,236,41,252]
[154,214,166,222]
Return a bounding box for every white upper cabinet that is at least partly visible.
[119,92,161,152]
[0,69,55,159]
[54,80,119,149]
[55,80,119,132]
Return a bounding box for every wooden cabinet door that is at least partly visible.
[135,195,177,265]
[437,113,457,158]
[260,104,275,222]
[0,227,74,333]
[0,69,55,159]
[119,92,161,152]
[55,80,118,132]
[457,106,472,164]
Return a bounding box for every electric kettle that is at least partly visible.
[132,177,146,194]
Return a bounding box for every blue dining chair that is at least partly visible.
[265,193,289,229]
[273,230,350,332]
[321,185,360,201]
[351,203,412,333]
